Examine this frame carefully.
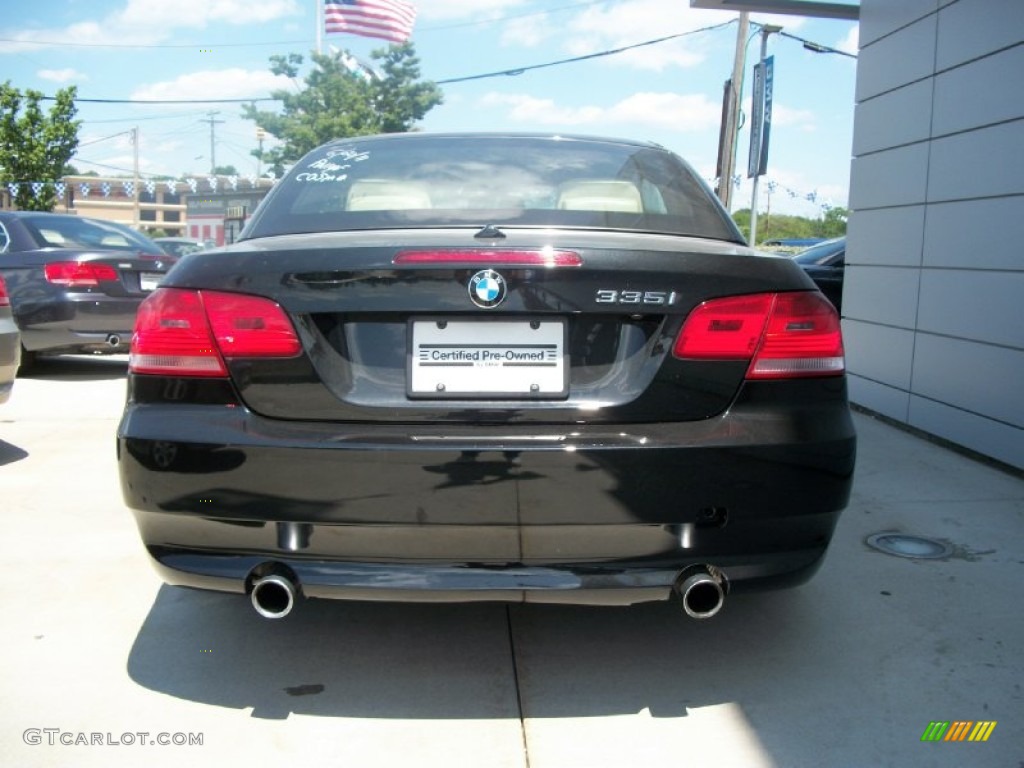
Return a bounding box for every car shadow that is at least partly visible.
[19,354,128,381]
[0,439,29,466]
[126,584,818,722]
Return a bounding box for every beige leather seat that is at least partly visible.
[556,180,643,213]
[346,179,432,211]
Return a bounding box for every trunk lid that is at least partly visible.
[163,228,815,425]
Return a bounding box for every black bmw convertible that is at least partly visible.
[118,133,856,619]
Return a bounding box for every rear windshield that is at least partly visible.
[22,215,161,253]
[243,135,743,243]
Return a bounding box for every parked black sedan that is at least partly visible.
[118,133,856,620]
[792,236,845,312]
[0,212,175,368]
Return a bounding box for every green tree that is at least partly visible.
[243,43,442,174]
[212,165,239,176]
[733,208,846,247]
[0,82,80,211]
[814,206,848,239]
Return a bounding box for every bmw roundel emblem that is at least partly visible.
[468,269,507,309]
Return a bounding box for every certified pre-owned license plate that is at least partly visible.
[410,319,567,398]
[140,272,163,291]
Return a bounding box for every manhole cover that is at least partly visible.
[866,533,953,559]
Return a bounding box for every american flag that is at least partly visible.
[324,0,417,44]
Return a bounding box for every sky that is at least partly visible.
[0,0,859,217]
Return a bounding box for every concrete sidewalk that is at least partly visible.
[0,357,1021,767]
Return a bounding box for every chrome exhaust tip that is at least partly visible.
[106,334,121,347]
[675,566,726,619]
[250,572,298,619]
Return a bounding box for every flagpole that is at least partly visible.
[316,0,322,54]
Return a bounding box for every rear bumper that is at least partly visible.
[118,377,856,604]
[17,294,140,353]
[141,547,830,606]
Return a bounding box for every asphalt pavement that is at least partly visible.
[1,355,1021,768]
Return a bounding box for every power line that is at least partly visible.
[38,23,737,102]
[33,20,851,107]
[435,20,736,84]
[77,129,135,148]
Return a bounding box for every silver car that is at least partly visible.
[0,274,20,402]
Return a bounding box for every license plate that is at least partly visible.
[409,319,567,398]
[140,272,163,291]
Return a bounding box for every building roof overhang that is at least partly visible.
[690,0,858,20]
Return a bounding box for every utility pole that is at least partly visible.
[201,111,224,174]
[715,12,749,210]
[748,25,781,246]
[255,127,266,179]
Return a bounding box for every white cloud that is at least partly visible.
[771,104,817,131]
[0,0,298,52]
[113,0,298,29]
[419,0,529,22]
[539,3,809,72]
[563,0,723,71]
[482,94,603,126]
[481,91,720,132]
[155,140,185,153]
[37,68,88,83]
[500,14,553,48]
[837,26,859,55]
[130,69,293,101]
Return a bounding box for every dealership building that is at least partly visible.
[698,0,1022,469]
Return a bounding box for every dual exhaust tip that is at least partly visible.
[250,571,298,619]
[674,565,727,620]
[248,563,726,620]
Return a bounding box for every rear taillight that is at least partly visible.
[44,261,118,287]
[674,292,844,379]
[129,288,300,377]
[0,275,9,307]
[202,292,302,358]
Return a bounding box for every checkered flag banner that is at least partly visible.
[145,180,156,196]
[122,181,135,197]
[228,175,238,191]
[55,182,66,199]
[31,182,44,196]
[101,182,111,197]
[165,181,177,195]
[207,176,218,192]
[247,175,258,188]
[79,182,91,197]
[7,182,18,197]
[187,178,198,194]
